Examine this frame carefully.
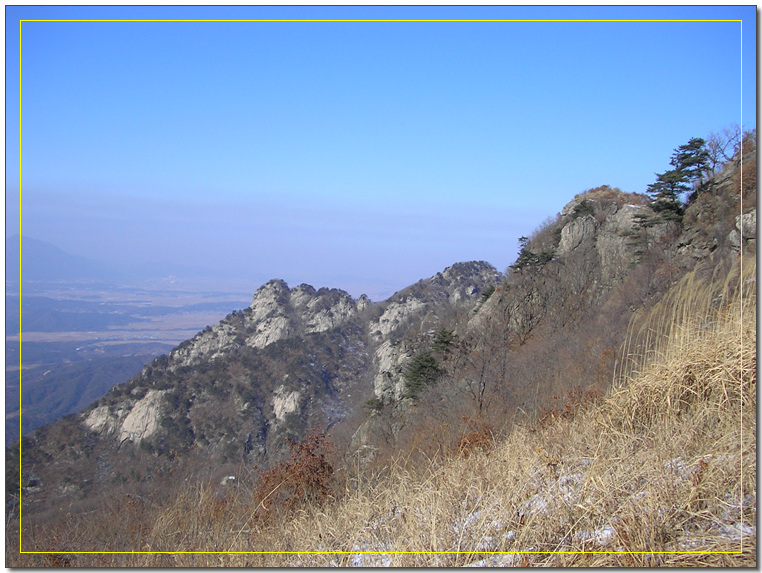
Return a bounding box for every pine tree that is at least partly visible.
[647,168,687,223]
[672,137,710,184]
[646,137,709,224]
[403,352,442,399]
[510,236,554,271]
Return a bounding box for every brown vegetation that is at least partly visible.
[574,184,650,209]
[251,430,337,518]
[8,255,754,567]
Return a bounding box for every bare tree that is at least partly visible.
[706,124,743,176]
[453,310,514,419]
[503,267,550,345]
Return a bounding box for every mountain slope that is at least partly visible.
[9,141,756,552]
[12,261,500,518]
[6,352,162,446]
[9,253,754,566]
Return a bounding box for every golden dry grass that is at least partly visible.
[9,256,755,567]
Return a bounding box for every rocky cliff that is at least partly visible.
[167,281,367,369]
[367,261,501,401]
[351,153,753,455]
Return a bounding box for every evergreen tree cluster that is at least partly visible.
[403,351,443,400]
[646,137,710,225]
[509,236,555,271]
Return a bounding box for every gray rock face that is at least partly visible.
[366,262,501,399]
[370,298,427,340]
[168,321,241,368]
[740,210,756,239]
[245,281,360,347]
[371,339,414,402]
[678,154,752,260]
[558,214,597,254]
[369,261,501,343]
[598,204,669,284]
[246,279,293,348]
[168,280,362,369]
[437,262,503,303]
[557,199,666,286]
[729,209,756,251]
[83,389,167,444]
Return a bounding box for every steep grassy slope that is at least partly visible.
[8,256,753,566]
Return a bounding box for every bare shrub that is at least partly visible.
[740,153,757,211]
[574,184,650,209]
[455,417,495,457]
[252,430,336,519]
[535,385,602,430]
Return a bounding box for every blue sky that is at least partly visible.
[6,5,756,300]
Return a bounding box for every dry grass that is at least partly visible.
[9,256,755,567]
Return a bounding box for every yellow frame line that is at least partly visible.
[739,15,744,551]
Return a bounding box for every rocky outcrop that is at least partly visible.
[365,262,500,398]
[370,298,427,340]
[272,381,301,423]
[244,279,294,348]
[163,261,499,375]
[558,214,597,254]
[244,281,362,347]
[729,209,756,252]
[118,390,166,443]
[93,260,499,469]
[371,339,415,402]
[168,280,364,369]
[677,150,753,261]
[430,262,503,305]
[556,195,647,285]
[84,389,166,444]
[557,196,668,285]
[598,204,669,284]
[349,263,502,452]
[369,262,500,342]
[83,404,118,436]
[168,322,241,368]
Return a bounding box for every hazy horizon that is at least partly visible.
[6,6,755,300]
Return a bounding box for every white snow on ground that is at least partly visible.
[291,452,752,567]
[574,525,617,547]
[348,547,393,568]
[463,553,522,567]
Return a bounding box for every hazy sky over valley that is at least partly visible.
[6,5,755,300]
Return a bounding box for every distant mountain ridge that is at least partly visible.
[5,234,229,284]
[6,234,121,283]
